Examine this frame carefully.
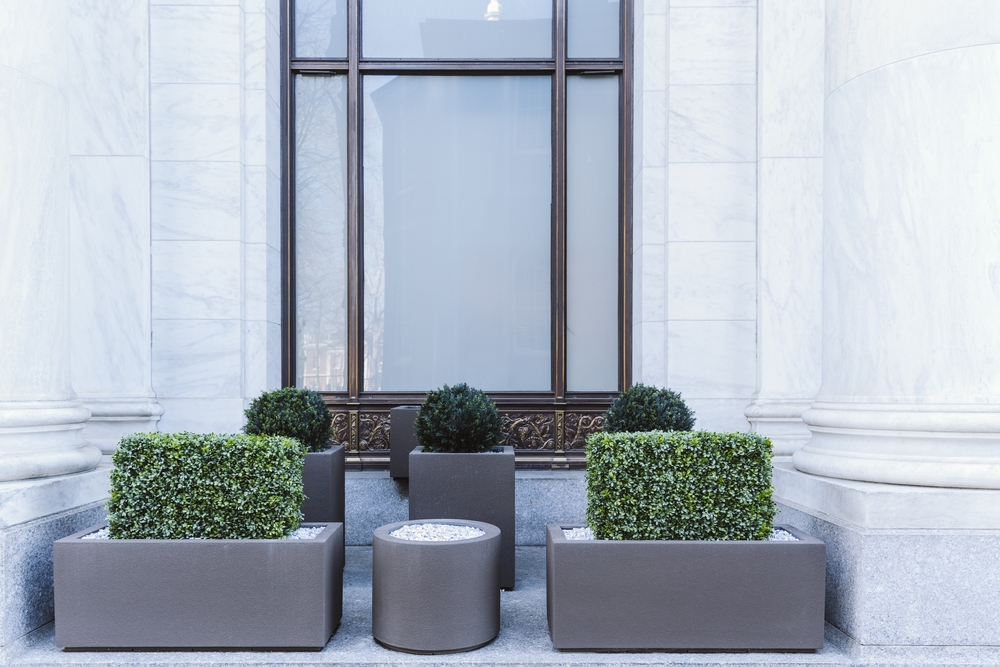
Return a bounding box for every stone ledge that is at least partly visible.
[0,465,110,529]
[772,460,1000,530]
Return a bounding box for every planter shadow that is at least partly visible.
[303,444,345,523]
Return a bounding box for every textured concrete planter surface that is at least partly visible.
[546,524,826,651]
[409,445,515,588]
[303,444,345,523]
[389,406,420,479]
[372,519,500,654]
[54,522,344,650]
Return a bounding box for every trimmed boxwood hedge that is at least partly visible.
[414,383,504,453]
[603,384,695,433]
[108,432,306,540]
[244,387,333,452]
[586,430,776,541]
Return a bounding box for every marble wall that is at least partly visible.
[634,0,759,432]
[149,0,283,433]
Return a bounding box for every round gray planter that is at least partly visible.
[372,519,500,654]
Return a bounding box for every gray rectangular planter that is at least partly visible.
[303,444,345,523]
[389,406,420,479]
[546,524,826,651]
[54,522,344,650]
[409,446,515,589]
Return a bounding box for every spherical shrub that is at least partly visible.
[244,387,332,452]
[414,383,504,453]
[602,383,695,433]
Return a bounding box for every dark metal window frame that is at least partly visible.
[281,0,633,468]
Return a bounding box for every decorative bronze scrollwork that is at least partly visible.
[332,412,351,448]
[501,412,555,450]
[359,413,391,451]
[565,413,605,450]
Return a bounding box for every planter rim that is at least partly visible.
[549,523,822,546]
[308,443,344,454]
[59,522,340,544]
[375,519,500,545]
[411,445,514,456]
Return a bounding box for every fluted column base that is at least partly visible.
[79,396,163,456]
[0,401,102,482]
[745,399,814,457]
[794,402,1000,489]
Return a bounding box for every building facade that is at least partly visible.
[1,0,999,659]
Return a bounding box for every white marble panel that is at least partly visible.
[67,0,148,156]
[667,241,755,320]
[156,398,245,434]
[265,16,282,102]
[0,2,66,89]
[150,6,240,85]
[245,12,268,92]
[642,91,667,167]
[758,0,824,158]
[244,320,282,400]
[633,90,644,174]
[151,161,241,241]
[267,167,281,249]
[637,167,666,246]
[826,0,1000,96]
[244,244,281,325]
[151,320,242,399]
[242,0,281,30]
[669,85,756,162]
[643,13,668,92]
[757,157,822,398]
[638,321,667,387]
[667,320,756,397]
[70,156,151,396]
[645,0,668,13]
[244,165,268,245]
[672,0,753,6]
[244,89,282,168]
[151,240,241,320]
[684,398,752,432]
[150,83,241,161]
[668,163,755,241]
[670,8,756,85]
[150,0,240,6]
[639,244,666,322]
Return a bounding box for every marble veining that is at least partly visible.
[667,241,756,320]
[667,320,756,398]
[637,167,666,245]
[151,320,242,399]
[684,398,753,431]
[669,84,756,162]
[641,90,667,167]
[150,83,241,161]
[155,398,246,434]
[151,161,241,241]
[69,156,152,396]
[668,162,756,241]
[151,241,241,320]
[150,5,240,84]
[670,7,756,85]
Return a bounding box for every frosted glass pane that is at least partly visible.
[568,0,620,59]
[363,0,552,59]
[364,75,551,391]
[295,0,347,58]
[567,75,619,391]
[295,75,348,391]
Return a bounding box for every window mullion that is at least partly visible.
[553,0,568,402]
[347,0,361,401]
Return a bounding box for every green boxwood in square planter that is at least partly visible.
[54,432,344,650]
[546,386,826,652]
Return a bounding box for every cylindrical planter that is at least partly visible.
[372,519,500,654]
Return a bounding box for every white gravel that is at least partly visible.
[79,526,326,540]
[561,526,801,541]
[390,523,486,541]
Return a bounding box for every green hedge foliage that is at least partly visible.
[586,430,776,541]
[244,387,333,452]
[414,383,504,453]
[108,432,305,539]
[603,383,695,433]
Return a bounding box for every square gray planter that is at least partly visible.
[303,444,345,523]
[409,445,515,589]
[54,522,344,650]
[389,406,420,479]
[546,524,826,651]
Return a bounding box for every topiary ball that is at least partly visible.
[414,383,504,453]
[602,383,695,433]
[244,387,333,452]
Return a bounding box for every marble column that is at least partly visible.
[0,2,103,481]
[744,0,824,456]
[793,0,1000,488]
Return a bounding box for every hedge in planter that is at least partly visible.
[109,432,304,539]
[586,430,776,541]
[245,388,344,524]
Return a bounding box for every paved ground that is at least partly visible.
[8,547,993,667]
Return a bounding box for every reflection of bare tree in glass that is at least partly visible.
[362,78,388,391]
[295,75,348,391]
[294,0,347,58]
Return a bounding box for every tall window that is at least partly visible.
[284,0,632,467]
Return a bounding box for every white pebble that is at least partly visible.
[562,526,801,541]
[79,526,326,540]
[390,523,486,541]
[769,527,799,541]
[81,528,110,540]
